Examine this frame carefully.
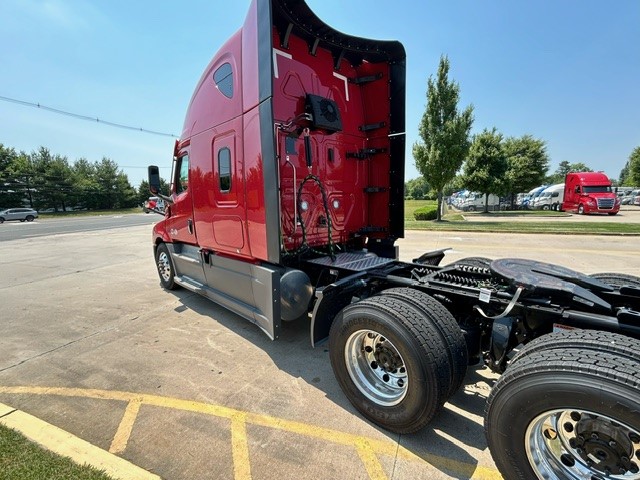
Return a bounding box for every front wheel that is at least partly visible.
[329,295,450,433]
[578,204,585,214]
[486,349,640,479]
[26,215,35,221]
[155,243,178,290]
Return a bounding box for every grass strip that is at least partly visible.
[0,424,114,480]
[405,219,640,235]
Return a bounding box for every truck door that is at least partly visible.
[165,151,197,245]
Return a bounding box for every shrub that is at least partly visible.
[413,205,438,221]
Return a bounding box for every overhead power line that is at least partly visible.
[0,95,178,138]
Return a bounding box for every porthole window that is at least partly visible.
[213,63,233,98]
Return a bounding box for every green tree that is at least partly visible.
[0,144,25,207]
[567,162,592,173]
[463,128,507,213]
[72,158,100,209]
[619,162,630,186]
[93,158,137,209]
[504,135,550,206]
[626,146,640,186]
[547,161,592,184]
[29,147,72,211]
[404,177,430,200]
[413,55,474,221]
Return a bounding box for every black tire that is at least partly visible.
[20,219,25,222]
[486,349,640,479]
[0,217,5,223]
[467,205,476,212]
[155,243,178,290]
[380,288,468,399]
[25,215,34,222]
[608,212,618,216]
[449,256,492,269]
[510,329,640,368]
[329,295,450,433]
[589,272,640,288]
[578,204,585,214]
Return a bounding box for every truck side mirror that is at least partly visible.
[148,166,161,194]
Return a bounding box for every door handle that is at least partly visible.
[187,219,193,235]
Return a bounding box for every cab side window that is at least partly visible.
[176,154,189,194]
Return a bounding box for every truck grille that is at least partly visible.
[597,198,615,210]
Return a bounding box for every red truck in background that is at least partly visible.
[562,171,620,215]
[147,1,640,478]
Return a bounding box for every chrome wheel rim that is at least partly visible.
[526,408,640,479]
[157,251,172,282]
[344,329,408,406]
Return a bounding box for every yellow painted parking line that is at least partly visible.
[110,398,142,454]
[0,386,502,479]
[231,413,252,480]
[355,437,387,480]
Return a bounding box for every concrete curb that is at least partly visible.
[0,402,160,480]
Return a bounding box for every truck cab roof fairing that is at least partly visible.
[268,0,406,136]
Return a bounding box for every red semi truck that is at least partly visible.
[148,1,640,478]
[562,171,620,215]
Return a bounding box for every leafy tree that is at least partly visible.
[463,128,507,212]
[625,146,640,186]
[72,158,100,209]
[504,135,550,206]
[0,142,138,211]
[567,162,592,173]
[619,162,630,186]
[29,147,73,211]
[404,176,430,200]
[0,144,25,207]
[547,162,592,184]
[413,55,474,220]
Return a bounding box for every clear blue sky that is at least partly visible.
[1,0,638,187]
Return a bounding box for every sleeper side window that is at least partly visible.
[213,63,233,99]
[218,148,231,192]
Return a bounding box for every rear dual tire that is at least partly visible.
[329,292,463,434]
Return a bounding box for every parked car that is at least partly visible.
[0,208,39,223]
[634,192,640,206]
[622,189,640,205]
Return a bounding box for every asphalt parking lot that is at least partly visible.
[1,220,639,479]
